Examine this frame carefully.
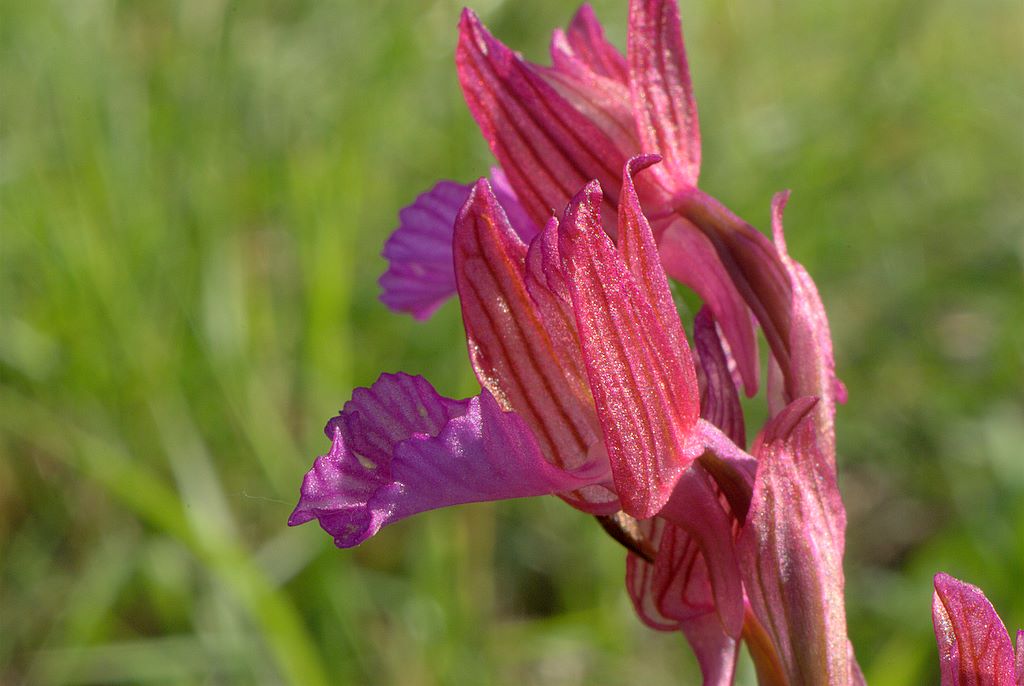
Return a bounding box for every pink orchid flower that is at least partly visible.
[381,0,805,402]
[293,1,866,682]
[932,573,1023,686]
[291,156,751,541]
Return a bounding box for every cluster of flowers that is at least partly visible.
[289,1,1021,682]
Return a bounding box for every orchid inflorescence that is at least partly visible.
[288,1,1021,683]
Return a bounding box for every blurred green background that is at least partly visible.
[2,0,1021,683]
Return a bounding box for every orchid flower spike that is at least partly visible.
[292,1,866,683]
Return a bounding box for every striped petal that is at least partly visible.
[738,396,853,685]
[558,179,700,518]
[544,26,638,160]
[694,307,746,448]
[770,190,846,464]
[562,4,629,83]
[628,0,701,189]
[457,9,625,230]
[932,572,1018,686]
[453,179,611,498]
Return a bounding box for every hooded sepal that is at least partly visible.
[558,179,701,518]
[627,0,701,190]
[932,572,1020,686]
[453,179,617,508]
[738,396,854,685]
[768,191,846,464]
[457,9,625,230]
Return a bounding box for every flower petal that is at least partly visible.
[694,307,746,447]
[625,517,677,630]
[672,189,795,389]
[379,181,471,320]
[289,373,602,548]
[680,613,741,686]
[658,466,745,638]
[457,9,625,230]
[562,4,629,83]
[453,179,610,489]
[380,174,536,320]
[624,501,740,686]
[659,216,759,396]
[523,215,621,512]
[627,545,740,686]
[770,190,846,463]
[738,396,853,685]
[544,29,638,159]
[932,572,1017,686]
[490,166,540,242]
[558,180,701,518]
[617,156,688,353]
[628,0,701,189]
[695,418,756,524]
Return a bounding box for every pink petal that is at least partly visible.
[563,4,629,83]
[453,179,612,498]
[695,418,756,523]
[770,190,845,463]
[659,216,759,396]
[457,9,625,230]
[380,174,536,321]
[558,180,701,518]
[674,189,795,389]
[544,30,638,159]
[680,613,740,686]
[523,215,620,513]
[738,396,853,685]
[523,217,599,440]
[624,495,741,686]
[617,156,688,354]
[627,544,741,686]
[658,466,745,638]
[289,373,601,547]
[379,181,471,320]
[628,0,701,190]
[694,307,746,448]
[626,517,678,631]
[932,572,1017,686]
[490,166,540,242]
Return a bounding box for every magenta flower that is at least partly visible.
[293,1,868,682]
[932,573,1023,686]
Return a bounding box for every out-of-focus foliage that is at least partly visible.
[1,0,1021,683]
